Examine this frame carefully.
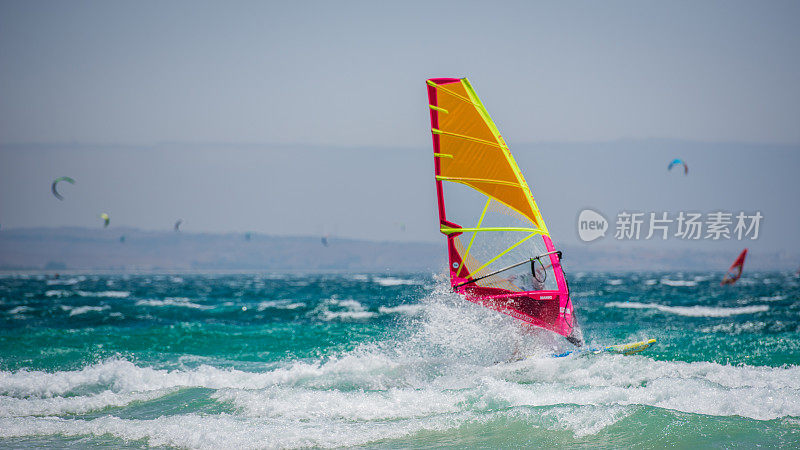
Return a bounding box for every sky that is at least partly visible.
[2,1,799,146]
[1,1,799,253]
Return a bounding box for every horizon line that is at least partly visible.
[2,137,800,151]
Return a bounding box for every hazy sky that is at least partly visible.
[1,1,799,254]
[1,1,799,145]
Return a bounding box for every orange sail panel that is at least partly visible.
[428,79,545,230]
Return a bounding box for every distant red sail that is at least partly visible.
[721,249,748,285]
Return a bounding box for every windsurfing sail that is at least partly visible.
[426,77,580,344]
[721,248,747,285]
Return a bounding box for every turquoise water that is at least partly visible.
[1,271,799,447]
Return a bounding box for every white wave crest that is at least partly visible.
[0,355,403,399]
[76,290,131,298]
[7,306,33,315]
[606,301,769,317]
[1,354,799,446]
[660,279,698,287]
[318,298,376,321]
[759,295,787,301]
[0,413,473,448]
[322,310,377,320]
[45,290,68,297]
[46,278,80,286]
[59,305,110,316]
[378,304,424,315]
[257,300,306,311]
[135,298,212,310]
[0,389,173,417]
[373,277,419,287]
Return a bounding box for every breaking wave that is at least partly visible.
[1,348,798,447]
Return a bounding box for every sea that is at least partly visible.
[1,271,798,448]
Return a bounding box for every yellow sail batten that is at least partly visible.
[433,153,453,159]
[464,232,538,280]
[430,128,506,149]
[440,226,545,235]
[435,176,520,188]
[457,198,491,277]
[429,105,448,113]
[428,80,482,107]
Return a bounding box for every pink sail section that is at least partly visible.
[452,236,576,339]
[427,77,578,342]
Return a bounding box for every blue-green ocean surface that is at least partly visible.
[1,271,799,448]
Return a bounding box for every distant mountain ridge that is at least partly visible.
[0,227,444,272]
[0,227,797,273]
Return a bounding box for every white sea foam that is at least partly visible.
[572,290,597,297]
[318,298,377,321]
[759,295,787,302]
[540,405,633,437]
[335,299,364,310]
[700,321,766,334]
[76,290,130,298]
[489,357,800,421]
[59,305,111,316]
[135,298,212,310]
[0,389,173,417]
[605,301,769,317]
[0,356,401,398]
[373,277,419,287]
[7,305,32,315]
[46,278,81,286]
[660,279,698,287]
[1,352,799,447]
[212,385,462,421]
[0,413,479,449]
[322,310,377,320]
[378,304,424,315]
[45,290,68,297]
[607,279,623,286]
[257,300,306,311]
